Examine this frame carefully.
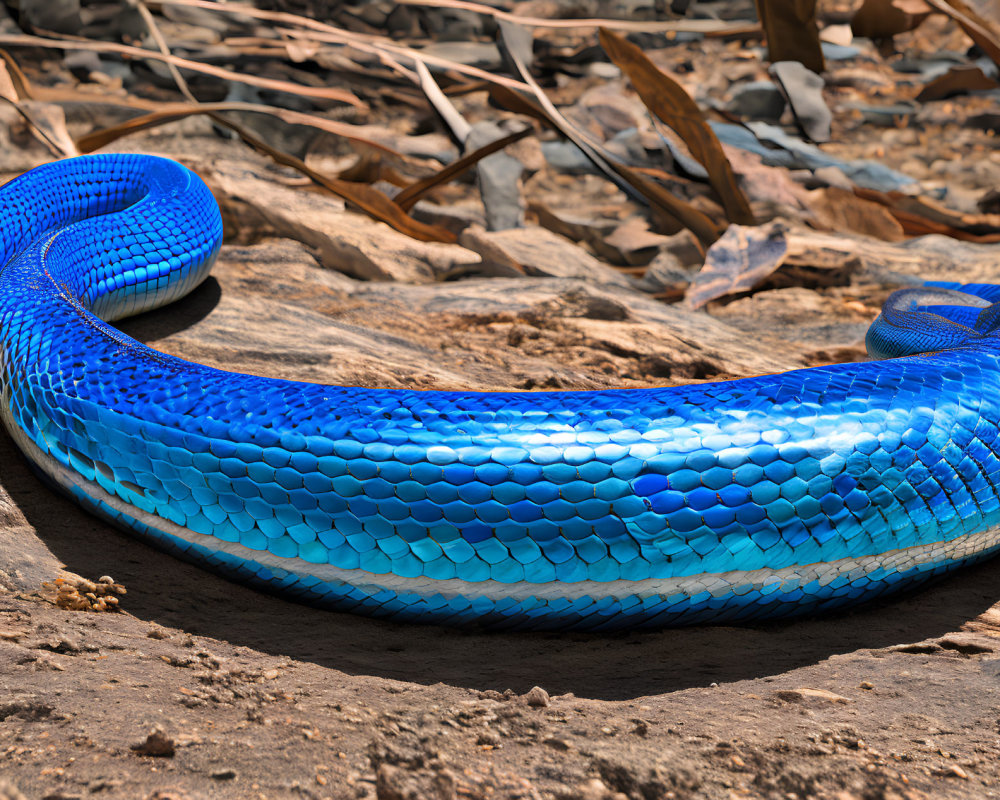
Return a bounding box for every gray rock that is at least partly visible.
[206,161,479,283]
[417,41,502,70]
[636,250,694,293]
[710,121,916,192]
[769,61,832,143]
[63,51,102,81]
[18,0,80,33]
[857,102,918,127]
[458,225,633,287]
[820,42,862,61]
[726,81,787,122]
[540,140,594,173]
[467,121,525,232]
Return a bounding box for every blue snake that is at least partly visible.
[3,153,1000,630]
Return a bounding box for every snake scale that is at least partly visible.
[2,153,1000,630]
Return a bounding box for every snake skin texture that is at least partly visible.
[3,154,1000,630]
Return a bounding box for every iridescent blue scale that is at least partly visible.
[4,154,1000,629]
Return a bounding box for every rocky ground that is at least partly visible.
[2,2,1000,798]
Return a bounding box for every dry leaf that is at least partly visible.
[75,104,454,243]
[851,0,932,37]
[686,223,789,309]
[599,28,755,226]
[916,65,1000,101]
[854,188,1000,242]
[495,22,721,244]
[75,102,408,160]
[806,187,905,241]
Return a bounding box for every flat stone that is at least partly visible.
[467,121,525,231]
[769,61,832,143]
[774,687,852,706]
[206,161,479,283]
[458,225,634,287]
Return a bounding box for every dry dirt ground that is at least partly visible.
[3,15,1000,800]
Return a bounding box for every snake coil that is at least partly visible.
[2,154,1000,629]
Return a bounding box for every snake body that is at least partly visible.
[3,154,1000,629]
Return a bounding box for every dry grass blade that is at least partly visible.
[495,21,720,245]
[150,0,535,92]
[0,50,31,99]
[156,0,759,38]
[135,0,197,103]
[75,102,408,158]
[598,28,754,226]
[394,126,533,211]
[414,59,471,143]
[278,27,531,92]
[0,33,365,107]
[0,60,17,102]
[120,4,447,242]
[395,0,762,33]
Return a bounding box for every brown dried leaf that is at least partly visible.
[686,223,789,309]
[851,0,932,37]
[916,65,999,101]
[495,22,721,244]
[598,28,755,226]
[806,187,905,242]
[217,118,455,244]
[854,187,1000,241]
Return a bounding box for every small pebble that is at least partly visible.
[524,686,550,708]
[131,727,175,758]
